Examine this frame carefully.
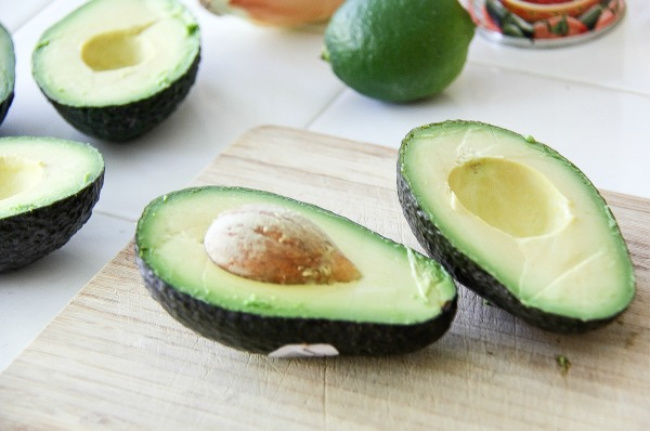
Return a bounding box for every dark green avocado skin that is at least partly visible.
[0,171,104,272]
[0,92,13,126]
[45,53,200,142]
[136,248,457,356]
[396,170,618,334]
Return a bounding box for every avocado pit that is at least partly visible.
[204,204,362,285]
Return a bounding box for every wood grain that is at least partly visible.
[1,126,648,430]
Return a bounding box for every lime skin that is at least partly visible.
[324,0,476,103]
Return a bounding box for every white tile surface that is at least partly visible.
[0,213,134,372]
[309,62,650,198]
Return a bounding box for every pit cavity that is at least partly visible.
[0,156,44,200]
[81,25,152,71]
[448,157,572,238]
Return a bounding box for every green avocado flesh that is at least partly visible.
[397,120,635,333]
[0,136,104,271]
[135,186,457,355]
[32,0,200,141]
[0,23,15,126]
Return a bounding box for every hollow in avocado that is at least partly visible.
[31,0,201,142]
[0,136,104,272]
[135,186,458,356]
[397,120,635,333]
[0,23,15,126]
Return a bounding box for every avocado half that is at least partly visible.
[0,23,15,126]
[135,186,458,356]
[31,0,201,142]
[0,136,104,272]
[397,120,635,333]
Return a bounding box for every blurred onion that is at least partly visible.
[199,0,344,27]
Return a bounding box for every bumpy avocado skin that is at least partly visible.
[44,53,200,142]
[0,171,104,272]
[136,247,457,356]
[0,24,15,126]
[0,92,13,126]
[396,146,626,334]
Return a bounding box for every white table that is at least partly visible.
[1,0,649,372]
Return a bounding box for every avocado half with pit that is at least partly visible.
[397,120,635,333]
[0,23,15,126]
[0,136,104,272]
[135,186,457,356]
[31,0,200,142]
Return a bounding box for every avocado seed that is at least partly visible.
[204,204,361,285]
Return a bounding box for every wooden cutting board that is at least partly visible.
[1,126,648,430]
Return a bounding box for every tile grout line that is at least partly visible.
[304,61,650,134]
[302,86,348,130]
[93,208,138,224]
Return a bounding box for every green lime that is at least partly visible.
[323,0,475,103]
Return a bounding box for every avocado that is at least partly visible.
[397,120,635,333]
[0,136,104,272]
[0,23,15,126]
[135,186,457,356]
[31,0,201,142]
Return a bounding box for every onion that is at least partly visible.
[199,0,344,27]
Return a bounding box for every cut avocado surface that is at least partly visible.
[135,186,457,355]
[0,23,15,126]
[397,120,635,333]
[0,136,104,272]
[32,0,200,142]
